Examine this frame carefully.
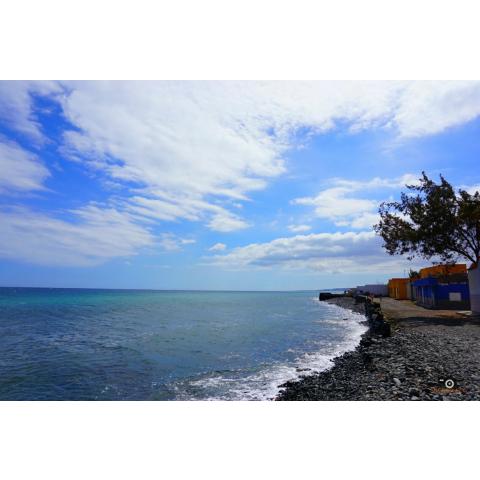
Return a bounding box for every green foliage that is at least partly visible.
[408,269,419,279]
[374,172,480,265]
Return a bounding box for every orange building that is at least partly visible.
[419,264,467,279]
[388,278,410,300]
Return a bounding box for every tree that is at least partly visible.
[408,269,419,279]
[374,172,480,266]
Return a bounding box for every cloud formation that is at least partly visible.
[2,81,480,234]
[0,205,154,266]
[0,140,50,194]
[158,233,196,251]
[208,242,227,252]
[293,174,419,229]
[0,81,62,142]
[288,224,312,233]
[209,231,417,274]
[1,82,480,268]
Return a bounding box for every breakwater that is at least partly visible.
[360,296,391,337]
[318,292,345,301]
[319,293,391,337]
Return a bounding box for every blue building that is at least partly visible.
[411,273,470,310]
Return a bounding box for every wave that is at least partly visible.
[170,302,367,400]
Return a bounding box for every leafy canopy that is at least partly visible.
[374,172,480,265]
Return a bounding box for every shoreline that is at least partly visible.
[276,296,480,400]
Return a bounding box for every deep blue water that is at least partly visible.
[0,288,366,400]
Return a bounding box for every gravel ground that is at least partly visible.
[276,297,480,401]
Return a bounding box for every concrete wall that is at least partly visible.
[363,284,388,296]
[356,284,388,296]
[469,267,480,314]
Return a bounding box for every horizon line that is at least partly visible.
[0,286,350,293]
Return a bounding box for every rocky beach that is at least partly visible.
[277,297,480,400]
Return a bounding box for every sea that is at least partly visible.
[0,288,367,400]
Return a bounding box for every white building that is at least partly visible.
[355,284,388,296]
[468,265,480,314]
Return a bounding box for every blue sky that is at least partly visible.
[1,81,480,290]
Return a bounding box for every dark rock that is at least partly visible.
[319,292,345,301]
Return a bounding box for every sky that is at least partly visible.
[1,81,480,290]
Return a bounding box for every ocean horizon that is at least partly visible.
[0,287,365,400]
[0,286,350,292]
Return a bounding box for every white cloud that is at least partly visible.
[330,174,421,190]
[55,81,288,232]
[349,212,380,230]
[288,224,311,233]
[0,140,50,193]
[0,81,63,142]
[207,210,250,232]
[126,195,203,222]
[394,82,480,138]
[294,187,376,220]
[125,194,249,232]
[293,174,419,229]
[208,242,227,252]
[0,205,154,266]
[209,231,417,274]
[464,184,480,196]
[158,233,196,252]
[3,81,480,235]
[2,82,480,267]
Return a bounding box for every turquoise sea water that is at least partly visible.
[0,288,366,400]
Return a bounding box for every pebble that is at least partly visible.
[276,297,480,401]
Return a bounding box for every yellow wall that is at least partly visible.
[419,264,467,278]
[388,278,409,300]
